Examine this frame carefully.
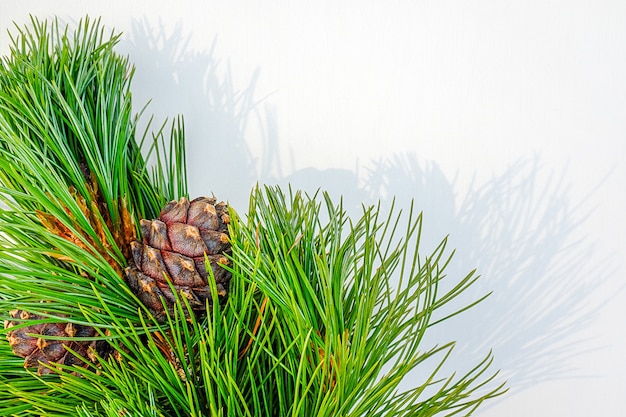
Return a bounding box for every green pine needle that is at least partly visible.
[0,16,506,416]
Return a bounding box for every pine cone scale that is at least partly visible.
[159,199,189,223]
[141,219,172,251]
[187,198,219,230]
[167,222,208,257]
[201,230,230,254]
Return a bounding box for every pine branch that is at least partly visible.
[227,186,506,416]
[0,16,505,416]
[0,15,190,415]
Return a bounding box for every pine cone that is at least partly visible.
[4,310,103,375]
[125,196,231,319]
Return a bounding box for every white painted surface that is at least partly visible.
[2,1,625,414]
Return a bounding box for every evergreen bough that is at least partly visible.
[0,16,506,416]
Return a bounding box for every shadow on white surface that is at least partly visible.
[122,18,611,407]
[122,17,263,205]
[362,155,608,393]
[280,153,608,400]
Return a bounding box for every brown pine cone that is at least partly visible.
[125,196,232,319]
[4,310,102,375]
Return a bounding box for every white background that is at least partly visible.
[2,1,625,415]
